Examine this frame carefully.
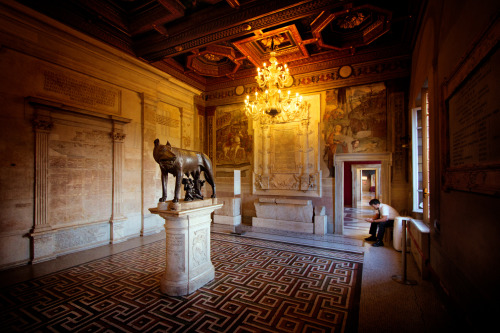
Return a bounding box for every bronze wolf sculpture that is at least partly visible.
[153,139,216,203]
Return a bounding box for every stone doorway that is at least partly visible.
[334,153,392,235]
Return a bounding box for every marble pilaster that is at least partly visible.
[30,111,56,263]
[110,121,128,243]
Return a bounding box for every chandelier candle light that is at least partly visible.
[245,51,307,123]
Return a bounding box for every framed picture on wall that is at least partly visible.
[442,17,500,196]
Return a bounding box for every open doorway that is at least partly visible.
[360,169,376,205]
[352,165,381,208]
[334,153,392,235]
[344,163,381,237]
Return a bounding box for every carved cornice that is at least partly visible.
[152,61,207,91]
[288,45,410,75]
[203,44,410,91]
[27,97,132,125]
[203,55,411,106]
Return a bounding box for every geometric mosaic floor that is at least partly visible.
[344,193,376,234]
[344,207,372,231]
[0,233,363,332]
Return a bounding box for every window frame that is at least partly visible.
[411,106,423,213]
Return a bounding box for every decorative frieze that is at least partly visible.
[203,56,410,105]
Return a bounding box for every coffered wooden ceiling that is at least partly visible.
[16,0,424,92]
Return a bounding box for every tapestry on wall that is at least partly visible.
[322,83,387,177]
[215,106,253,167]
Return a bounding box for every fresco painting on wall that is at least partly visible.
[322,83,387,177]
[215,107,253,167]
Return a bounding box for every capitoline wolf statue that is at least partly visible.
[153,139,216,203]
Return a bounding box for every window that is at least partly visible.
[412,89,430,220]
[412,107,423,212]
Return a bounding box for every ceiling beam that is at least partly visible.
[128,0,185,35]
[226,0,240,9]
[135,0,344,62]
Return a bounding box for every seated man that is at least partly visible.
[364,199,400,247]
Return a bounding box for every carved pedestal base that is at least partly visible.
[110,217,128,244]
[30,228,56,264]
[149,201,222,296]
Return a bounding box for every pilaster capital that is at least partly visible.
[110,131,126,142]
[33,117,53,132]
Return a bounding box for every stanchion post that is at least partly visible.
[392,219,417,285]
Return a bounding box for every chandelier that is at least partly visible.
[244,51,308,123]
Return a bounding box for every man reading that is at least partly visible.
[365,199,400,247]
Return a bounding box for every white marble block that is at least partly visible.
[314,215,327,235]
[213,215,242,226]
[253,217,314,233]
[214,197,241,216]
[233,170,241,195]
[254,198,313,222]
[252,198,316,234]
[149,202,222,296]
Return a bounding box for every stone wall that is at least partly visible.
[0,2,200,269]
[410,0,500,329]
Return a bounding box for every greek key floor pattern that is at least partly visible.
[0,233,363,333]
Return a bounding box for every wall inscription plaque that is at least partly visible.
[448,49,500,167]
[39,67,121,115]
[272,126,297,173]
[443,17,500,195]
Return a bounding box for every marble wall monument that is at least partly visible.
[252,94,322,197]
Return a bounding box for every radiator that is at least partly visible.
[407,219,430,279]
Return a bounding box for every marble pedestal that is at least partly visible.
[214,197,241,226]
[149,199,222,296]
[213,170,242,226]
